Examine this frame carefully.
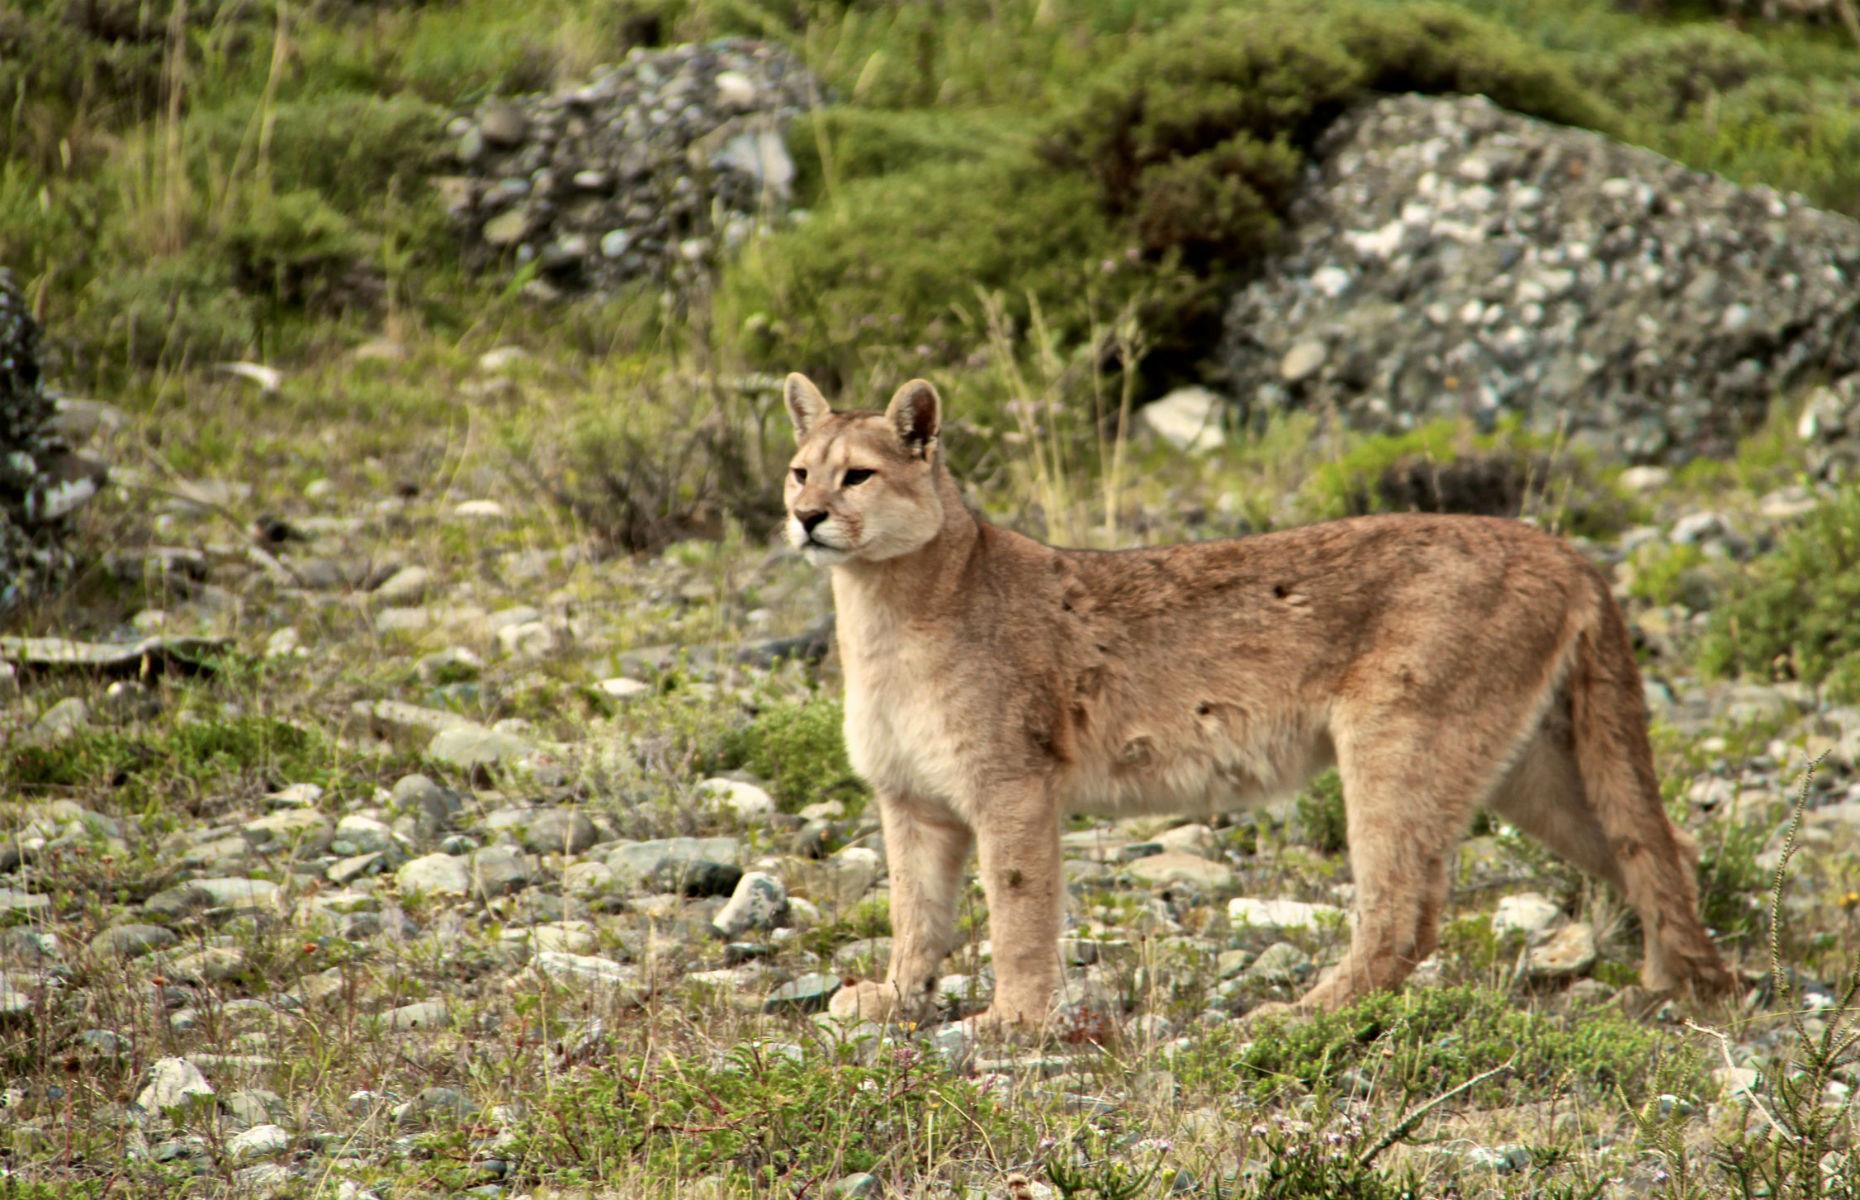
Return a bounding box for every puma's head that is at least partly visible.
[782,373,945,566]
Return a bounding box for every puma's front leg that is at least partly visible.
[970,780,1063,1033]
[828,792,972,1023]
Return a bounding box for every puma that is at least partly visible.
[778,372,1735,1031]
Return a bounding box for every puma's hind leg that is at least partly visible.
[1294,716,1483,1012]
[1490,704,1733,1000]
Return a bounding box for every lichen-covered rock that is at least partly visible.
[443,39,816,298]
[1,269,104,613]
[1217,94,1860,462]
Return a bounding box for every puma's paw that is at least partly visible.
[828,979,905,1023]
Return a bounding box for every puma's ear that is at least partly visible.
[884,378,941,458]
[784,373,832,442]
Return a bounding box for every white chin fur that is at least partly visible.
[801,543,849,567]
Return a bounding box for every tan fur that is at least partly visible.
[780,374,1735,1031]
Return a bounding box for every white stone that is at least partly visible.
[597,677,649,701]
[1126,851,1236,891]
[374,565,432,604]
[453,499,508,520]
[139,1057,215,1113]
[227,1123,289,1160]
[700,777,777,819]
[396,853,470,896]
[1138,387,1226,454]
[1492,892,1564,942]
[1226,897,1346,934]
[713,871,789,938]
[477,346,527,373]
[1526,922,1597,979]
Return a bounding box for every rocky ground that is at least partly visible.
[1,341,1858,1199]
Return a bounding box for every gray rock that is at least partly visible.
[1243,941,1313,986]
[222,1089,283,1130]
[607,837,744,895]
[33,697,89,740]
[1137,386,1225,454]
[385,1000,449,1031]
[453,42,817,296]
[397,853,471,896]
[520,808,597,855]
[532,952,642,997]
[700,777,777,820]
[712,871,788,938]
[373,565,432,604]
[227,1123,290,1161]
[1217,94,1860,462]
[138,1057,215,1113]
[427,725,535,772]
[764,972,839,1013]
[192,878,281,910]
[1526,922,1597,979]
[832,1173,882,1199]
[1492,892,1564,942]
[1,635,227,677]
[1124,851,1236,891]
[1227,897,1346,936]
[88,922,177,960]
[0,889,50,916]
[471,844,537,895]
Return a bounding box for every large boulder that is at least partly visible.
[441,39,816,298]
[0,270,104,615]
[1217,94,1860,463]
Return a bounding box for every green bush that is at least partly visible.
[1181,984,1695,1103]
[1589,25,1776,122]
[717,694,867,814]
[719,154,1119,386]
[1294,768,1348,855]
[1333,2,1616,133]
[785,106,1031,206]
[73,252,257,370]
[1052,14,1361,267]
[222,186,374,311]
[1699,487,1860,701]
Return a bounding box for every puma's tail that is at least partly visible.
[1566,580,1737,1000]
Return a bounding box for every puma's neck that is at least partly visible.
[829,466,981,637]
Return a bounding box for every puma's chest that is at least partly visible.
[840,639,968,803]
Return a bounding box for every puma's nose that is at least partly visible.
[797,509,828,533]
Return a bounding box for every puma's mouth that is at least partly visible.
[801,538,849,565]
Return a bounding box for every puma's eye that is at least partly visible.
[791,467,807,483]
[842,468,875,487]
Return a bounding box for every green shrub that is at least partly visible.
[1589,25,1776,122]
[1181,984,1696,1103]
[718,154,1119,386]
[785,105,1031,206]
[222,186,374,311]
[1052,13,1361,267]
[1333,2,1616,133]
[73,252,257,370]
[184,94,446,216]
[1294,768,1348,855]
[2,714,328,814]
[717,694,866,814]
[1698,487,1860,701]
[509,1032,1027,1188]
